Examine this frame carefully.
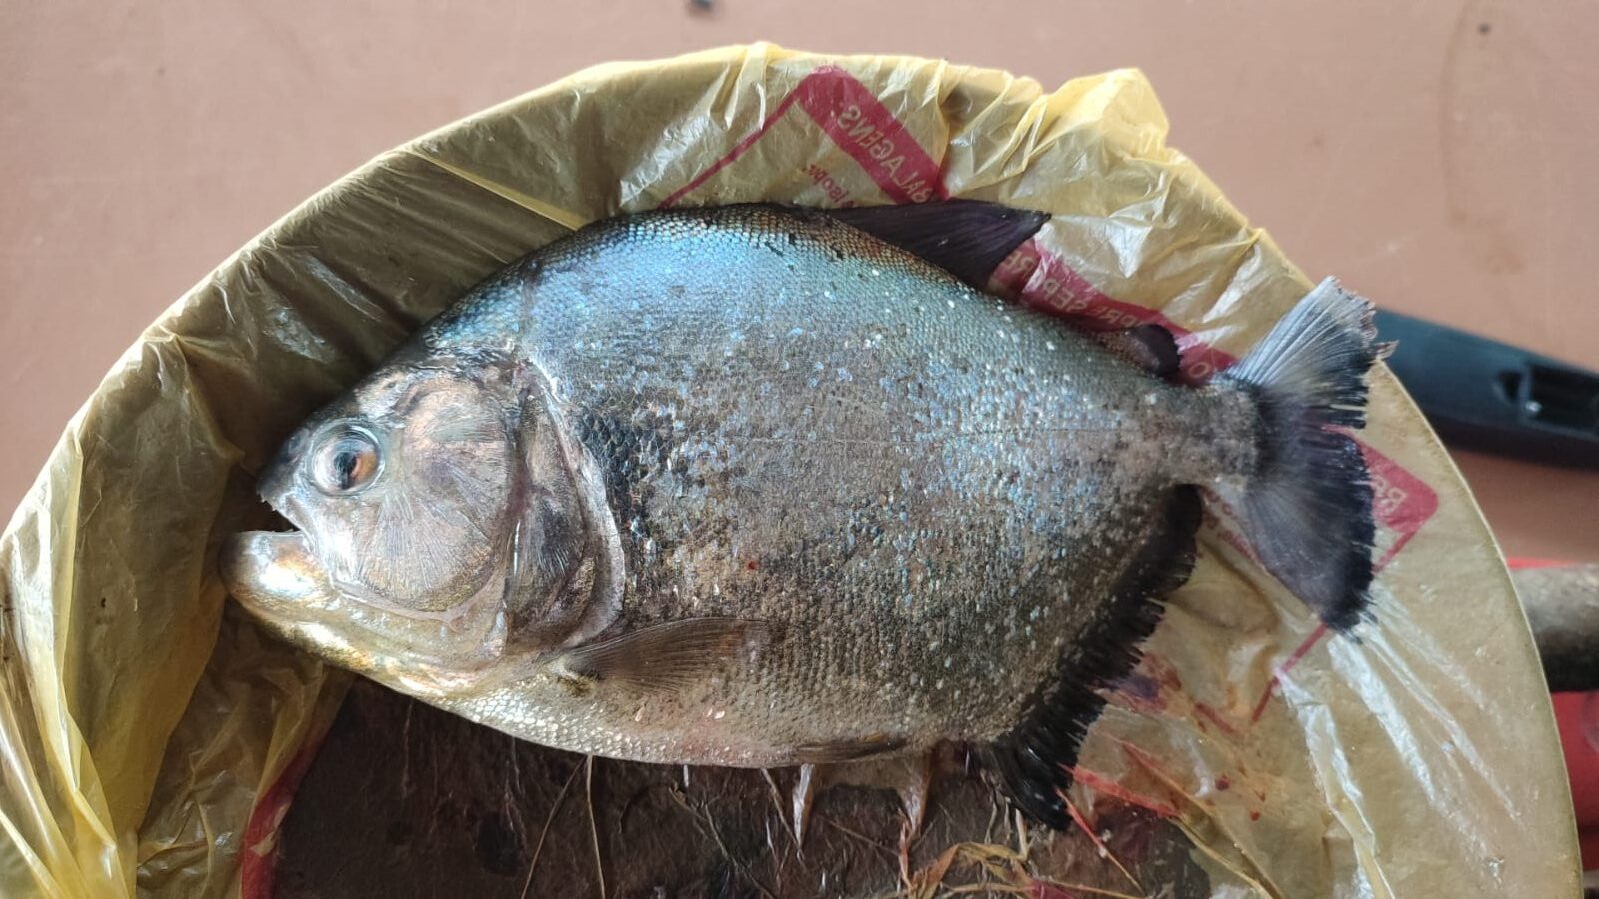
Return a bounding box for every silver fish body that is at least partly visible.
[224,204,1381,827]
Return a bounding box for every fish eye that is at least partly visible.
[310,425,383,495]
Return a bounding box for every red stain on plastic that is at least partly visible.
[1063,797,1115,861]
[1066,765,1179,819]
[792,67,947,204]
[1118,741,1177,779]
[1142,653,1184,692]
[239,734,330,899]
[1364,441,1440,569]
[659,89,808,208]
[803,162,854,206]
[1193,701,1241,737]
[1508,557,1574,570]
[1214,775,1231,791]
[661,66,945,208]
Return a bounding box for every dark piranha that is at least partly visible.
[222,203,1381,827]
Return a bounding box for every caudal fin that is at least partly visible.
[1218,278,1385,631]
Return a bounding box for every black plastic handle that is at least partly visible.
[1374,309,1599,469]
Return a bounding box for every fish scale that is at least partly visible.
[515,212,1181,735]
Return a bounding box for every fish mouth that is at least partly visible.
[222,528,501,626]
[222,528,514,690]
[221,530,341,617]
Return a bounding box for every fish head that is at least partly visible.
[222,352,622,688]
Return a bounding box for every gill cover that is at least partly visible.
[504,374,625,649]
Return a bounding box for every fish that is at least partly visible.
[221,201,1382,828]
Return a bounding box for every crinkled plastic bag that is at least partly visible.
[0,44,1579,897]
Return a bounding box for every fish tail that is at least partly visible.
[1216,278,1385,631]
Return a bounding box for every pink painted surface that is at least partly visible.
[5,2,1594,559]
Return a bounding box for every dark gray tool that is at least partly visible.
[1375,309,1599,468]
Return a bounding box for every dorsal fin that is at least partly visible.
[1096,324,1182,381]
[821,201,1050,288]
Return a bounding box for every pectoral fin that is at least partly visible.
[551,618,775,696]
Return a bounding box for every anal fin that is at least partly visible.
[984,486,1201,829]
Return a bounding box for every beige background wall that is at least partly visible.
[3,0,1596,559]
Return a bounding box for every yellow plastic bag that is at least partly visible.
[0,44,1578,897]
